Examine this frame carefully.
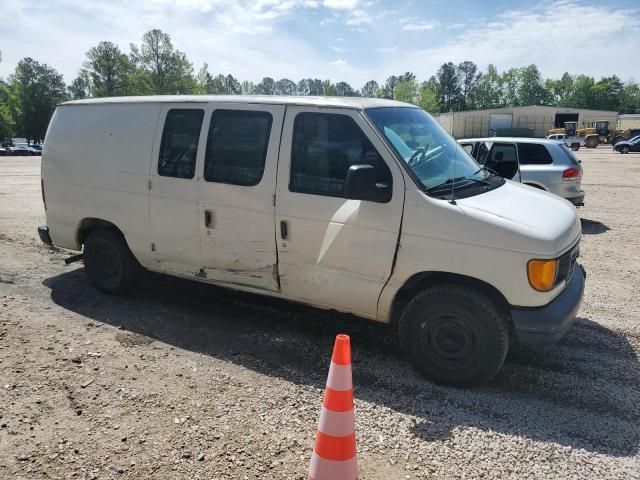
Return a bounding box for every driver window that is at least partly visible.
[290,112,391,198]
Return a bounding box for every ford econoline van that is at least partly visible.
[38,96,585,386]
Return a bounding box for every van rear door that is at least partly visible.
[197,103,285,291]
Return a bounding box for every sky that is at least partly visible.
[0,0,639,88]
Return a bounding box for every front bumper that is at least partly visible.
[38,225,53,246]
[511,264,585,346]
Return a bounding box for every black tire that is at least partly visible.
[621,146,630,154]
[571,144,580,151]
[585,136,599,148]
[84,229,141,294]
[398,285,509,387]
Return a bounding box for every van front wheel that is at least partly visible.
[399,285,509,387]
[84,229,141,295]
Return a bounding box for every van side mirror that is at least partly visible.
[344,164,390,202]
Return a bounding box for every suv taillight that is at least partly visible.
[41,178,46,210]
[562,167,581,180]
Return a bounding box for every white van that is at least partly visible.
[39,96,585,386]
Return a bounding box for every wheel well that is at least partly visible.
[390,272,511,326]
[76,218,121,246]
[523,182,546,191]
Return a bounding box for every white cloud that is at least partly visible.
[322,0,360,9]
[0,0,637,90]
[379,1,640,82]
[401,20,439,32]
[346,9,372,26]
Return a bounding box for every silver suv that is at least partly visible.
[458,137,585,207]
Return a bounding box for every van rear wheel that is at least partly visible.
[398,285,509,387]
[84,229,141,295]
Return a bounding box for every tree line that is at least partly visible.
[1,28,639,141]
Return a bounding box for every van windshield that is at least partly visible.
[366,107,500,196]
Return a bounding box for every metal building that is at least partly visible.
[617,114,640,130]
[434,106,619,139]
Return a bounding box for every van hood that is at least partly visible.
[456,180,581,256]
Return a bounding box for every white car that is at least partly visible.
[546,134,582,151]
[459,137,585,207]
[39,95,585,386]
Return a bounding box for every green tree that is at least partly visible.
[254,77,276,95]
[84,41,131,97]
[322,80,337,96]
[418,82,440,113]
[619,81,640,114]
[361,80,379,98]
[545,72,574,106]
[592,75,624,111]
[393,79,418,104]
[499,68,520,106]
[241,80,255,95]
[194,64,213,94]
[0,79,17,138]
[457,60,480,109]
[68,69,92,99]
[435,63,460,112]
[517,64,550,106]
[9,58,67,142]
[129,29,194,94]
[275,78,297,95]
[571,75,596,108]
[474,64,501,109]
[335,81,356,96]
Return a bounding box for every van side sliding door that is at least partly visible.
[148,104,208,276]
[196,103,285,291]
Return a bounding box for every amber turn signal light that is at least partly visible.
[527,259,558,292]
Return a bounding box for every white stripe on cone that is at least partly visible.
[327,362,352,391]
[309,452,358,480]
[318,407,355,437]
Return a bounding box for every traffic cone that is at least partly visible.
[308,334,358,480]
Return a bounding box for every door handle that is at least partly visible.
[205,210,214,228]
[280,220,288,240]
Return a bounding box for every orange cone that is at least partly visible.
[308,334,358,480]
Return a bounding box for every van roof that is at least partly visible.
[458,137,559,145]
[60,95,414,110]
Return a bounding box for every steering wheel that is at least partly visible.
[407,144,431,167]
[409,144,444,169]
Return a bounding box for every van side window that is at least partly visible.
[517,143,553,165]
[158,109,204,179]
[290,112,391,198]
[204,110,273,186]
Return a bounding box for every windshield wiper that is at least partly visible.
[472,166,499,177]
[427,175,490,192]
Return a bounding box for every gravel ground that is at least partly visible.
[1,148,639,479]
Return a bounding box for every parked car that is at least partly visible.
[15,143,41,156]
[546,133,581,151]
[0,146,7,156]
[39,96,585,387]
[613,135,640,154]
[5,145,30,156]
[458,137,585,207]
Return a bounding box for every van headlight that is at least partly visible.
[527,259,558,292]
